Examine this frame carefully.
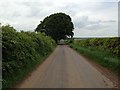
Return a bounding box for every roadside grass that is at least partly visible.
[70,44,120,75]
[3,48,56,88]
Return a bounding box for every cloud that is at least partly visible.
[73,15,117,30]
[0,0,118,37]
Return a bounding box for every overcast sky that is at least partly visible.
[0,0,119,37]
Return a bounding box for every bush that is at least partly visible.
[73,37,120,56]
[2,25,56,88]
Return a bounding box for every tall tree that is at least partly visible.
[35,13,74,42]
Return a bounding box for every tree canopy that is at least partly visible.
[35,13,74,42]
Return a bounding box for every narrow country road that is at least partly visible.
[15,45,114,88]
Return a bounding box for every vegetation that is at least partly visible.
[35,13,74,42]
[2,25,56,88]
[69,37,120,74]
[73,38,119,55]
[0,23,2,89]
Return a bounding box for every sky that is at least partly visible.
[0,0,119,37]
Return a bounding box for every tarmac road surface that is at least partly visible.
[15,45,114,88]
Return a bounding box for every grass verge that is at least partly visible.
[70,44,120,75]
